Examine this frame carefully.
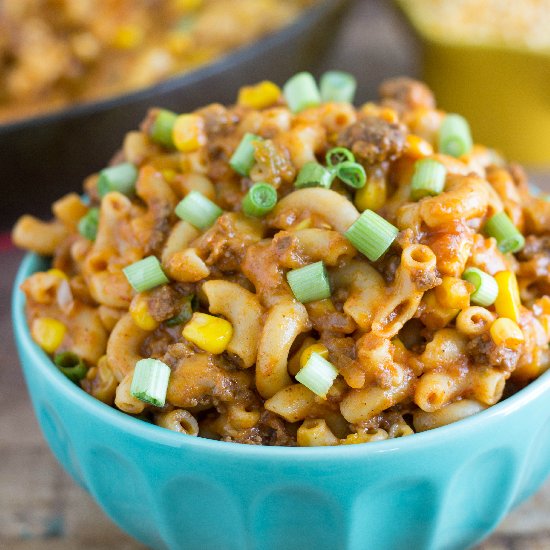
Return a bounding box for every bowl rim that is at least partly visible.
[0,0,346,135]
[13,251,550,460]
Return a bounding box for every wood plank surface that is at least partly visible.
[1,1,550,548]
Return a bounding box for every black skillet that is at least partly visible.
[1,0,350,230]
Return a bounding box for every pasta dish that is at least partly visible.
[0,0,313,123]
[13,72,550,446]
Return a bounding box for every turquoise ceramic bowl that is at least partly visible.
[12,253,550,550]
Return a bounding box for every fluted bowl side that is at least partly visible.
[12,253,550,550]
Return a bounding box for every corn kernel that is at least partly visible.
[173,0,202,11]
[112,25,143,50]
[47,268,68,280]
[404,134,434,159]
[130,294,159,331]
[172,114,206,153]
[161,169,177,183]
[183,312,233,354]
[237,81,282,110]
[300,343,329,369]
[166,32,192,55]
[435,276,472,310]
[494,271,521,323]
[31,317,66,353]
[354,177,386,212]
[490,317,524,349]
[538,314,550,339]
[379,107,399,124]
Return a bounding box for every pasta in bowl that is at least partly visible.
[13,71,550,447]
[11,72,550,549]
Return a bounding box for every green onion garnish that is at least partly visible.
[286,261,331,303]
[319,71,357,103]
[54,351,88,383]
[229,133,262,176]
[410,158,447,200]
[336,161,367,189]
[294,162,333,189]
[295,352,339,399]
[345,210,399,261]
[462,267,499,307]
[484,211,525,254]
[175,190,223,230]
[438,114,473,157]
[325,147,355,168]
[97,162,138,198]
[130,358,171,407]
[242,183,277,217]
[283,72,321,113]
[150,109,178,148]
[165,296,194,327]
[123,256,169,292]
[77,207,99,241]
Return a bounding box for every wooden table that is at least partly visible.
[2,1,550,548]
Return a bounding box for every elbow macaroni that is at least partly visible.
[15,75,550,446]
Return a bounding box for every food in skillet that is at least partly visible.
[0,0,314,122]
[12,71,550,446]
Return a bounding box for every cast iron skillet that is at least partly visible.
[1,0,349,230]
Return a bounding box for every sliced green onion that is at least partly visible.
[484,211,525,254]
[123,256,169,292]
[165,296,194,327]
[175,190,223,230]
[320,71,357,103]
[462,267,499,307]
[150,109,177,148]
[410,159,447,200]
[77,207,99,241]
[286,261,331,303]
[438,114,473,157]
[131,358,171,407]
[295,352,338,399]
[325,147,355,168]
[294,162,333,189]
[336,161,367,189]
[97,162,138,198]
[283,72,321,113]
[345,210,399,261]
[54,351,87,383]
[242,183,277,217]
[229,133,262,176]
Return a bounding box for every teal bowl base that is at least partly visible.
[12,253,550,550]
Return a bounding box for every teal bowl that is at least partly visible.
[12,253,550,550]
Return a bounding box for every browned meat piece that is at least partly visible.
[337,116,406,165]
[252,139,296,190]
[323,335,365,389]
[466,334,520,372]
[379,77,435,111]
[166,352,255,409]
[517,236,550,284]
[147,285,182,322]
[196,212,264,272]
[518,235,550,260]
[195,103,240,137]
[223,411,297,446]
